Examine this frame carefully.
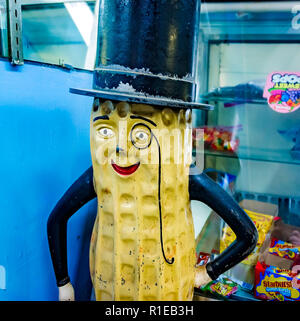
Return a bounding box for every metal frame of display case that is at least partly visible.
[5,0,23,65]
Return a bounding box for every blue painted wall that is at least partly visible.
[0,58,97,300]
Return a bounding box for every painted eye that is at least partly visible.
[131,125,152,149]
[98,127,114,138]
[135,131,149,142]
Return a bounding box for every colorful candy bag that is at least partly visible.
[255,262,300,301]
[268,238,300,261]
[192,125,241,153]
[220,209,274,265]
[200,276,239,299]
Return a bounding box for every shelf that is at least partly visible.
[199,96,267,105]
[193,147,300,165]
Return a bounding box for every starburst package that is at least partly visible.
[255,218,300,301]
[255,262,300,301]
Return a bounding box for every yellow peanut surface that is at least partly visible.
[89,101,195,301]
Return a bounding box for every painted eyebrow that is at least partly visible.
[93,115,109,122]
[130,115,157,127]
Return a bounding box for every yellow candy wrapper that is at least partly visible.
[220,208,274,266]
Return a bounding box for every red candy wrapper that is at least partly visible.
[196,252,211,266]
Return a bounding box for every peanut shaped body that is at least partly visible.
[90,101,196,300]
[47,100,258,301]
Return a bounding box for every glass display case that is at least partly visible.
[1,0,99,68]
[21,0,98,69]
[193,0,300,301]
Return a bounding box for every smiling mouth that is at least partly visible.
[111,160,140,176]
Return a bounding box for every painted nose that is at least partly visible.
[116,146,124,154]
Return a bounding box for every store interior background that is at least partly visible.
[0,0,299,300]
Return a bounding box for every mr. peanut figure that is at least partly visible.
[47,0,258,301]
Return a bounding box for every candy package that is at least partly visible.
[255,262,300,301]
[196,252,211,266]
[192,125,241,153]
[220,208,274,266]
[200,275,239,300]
[255,218,300,301]
[269,238,300,261]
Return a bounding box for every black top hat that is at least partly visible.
[70,0,213,111]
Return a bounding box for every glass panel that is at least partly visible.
[193,1,300,300]
[22,0,97,70]
[0,0,8,57]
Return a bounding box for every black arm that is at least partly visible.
[47,166,97,287]
[189,171,258,280]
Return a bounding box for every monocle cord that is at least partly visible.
[153,134,175,265]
